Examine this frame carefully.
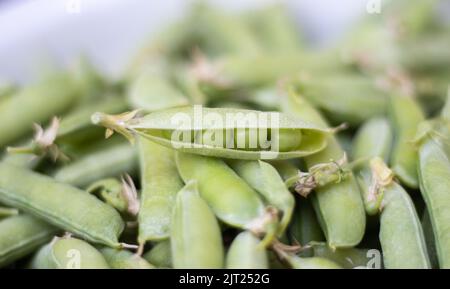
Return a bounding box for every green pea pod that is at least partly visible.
[92,106,330,160]
[284,254,342,269]
[228,160,295,236]
[296,73,387,126]
[282,88,366,248]
[246,4,302,53]
[143,240,172,268]
[311,242,375,269]
[0,163,124,247]
[0,72,78,147]
[352,117,393,215]
[269,160,299,188]
[127,69,189,112]
[205,52,339,89]
[54,142,137,188]
[352,117,393,162]
[176,152,265,229]
[171,181,224,269]
[389,94,424,188]
[57,95,128,144]
[87,178,128,214]
[189,3,262,56]
[138,138,183,244]
[0,215,58,268]
[100,248,154,269]
[226,231,268,269]
[289,199,325,249]
[367,158,430,269]
[30,237,110,269]
[400,34,450,73]
[422,208,439,269]
[71,55,107,102]
[418,130,450,268]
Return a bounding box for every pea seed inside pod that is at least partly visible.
[271,129,302,152]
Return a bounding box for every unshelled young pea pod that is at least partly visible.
[100,248,155,269]
[282,88,366,248]
[282,253,342,269]
[0,163,124,247]
[143,240,172,268]
[127,68,189,112]
[0,215,58,268]
[352,117,393,162]
[246,4,302,53]
[389,94,425,188]
[138,138,184,246]
[369,157,430,269]
[295,73,388,126]
[310,242,378,269]
[226,231,268,269]
[92,106,330,160]
[176,152,277,239]
[417,120,450,268]
[170,181,224,269]
[228,160,295,236]
[0,72,79,147]
[352,117,393,215]
[30,236,110,269]
[54,141,137,188]
[288,199,325,249]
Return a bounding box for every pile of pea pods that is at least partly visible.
[0,0,449,269]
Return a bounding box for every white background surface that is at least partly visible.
[0,0,367,83]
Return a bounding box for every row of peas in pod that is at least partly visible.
[0,0,449,269]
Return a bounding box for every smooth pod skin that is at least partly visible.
[247,4,302,53]
[422,209,439,269]
[352,117,393,162]
[0,73,78,147]
[87,178,128,214]
[311,243,375,269]
[0,163,124,247]
[93,106,330,160]
[30,237,110,269]
[57,95,128,144]
[352,118,393,215]
[228,160,294,235]
[226,231,268,269]
[418,135,450,268]
[389,95,425,188]
[100,248,154,269]
[127,69,189,112]
[170,181,224,269]
[285,254,342,269]
[176,152,265,228]
[297,73,388,126]
[289,199,325,249]
[0,215,58,268]
[143,240,172,268]
[379,181,430,269]
[54,142,137,188]
[138,138,184,243]
[282,89,366,248]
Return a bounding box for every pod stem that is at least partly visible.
[91,110,139,144]
[293,154,349,197]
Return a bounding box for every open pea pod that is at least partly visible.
[92,106,330,160]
